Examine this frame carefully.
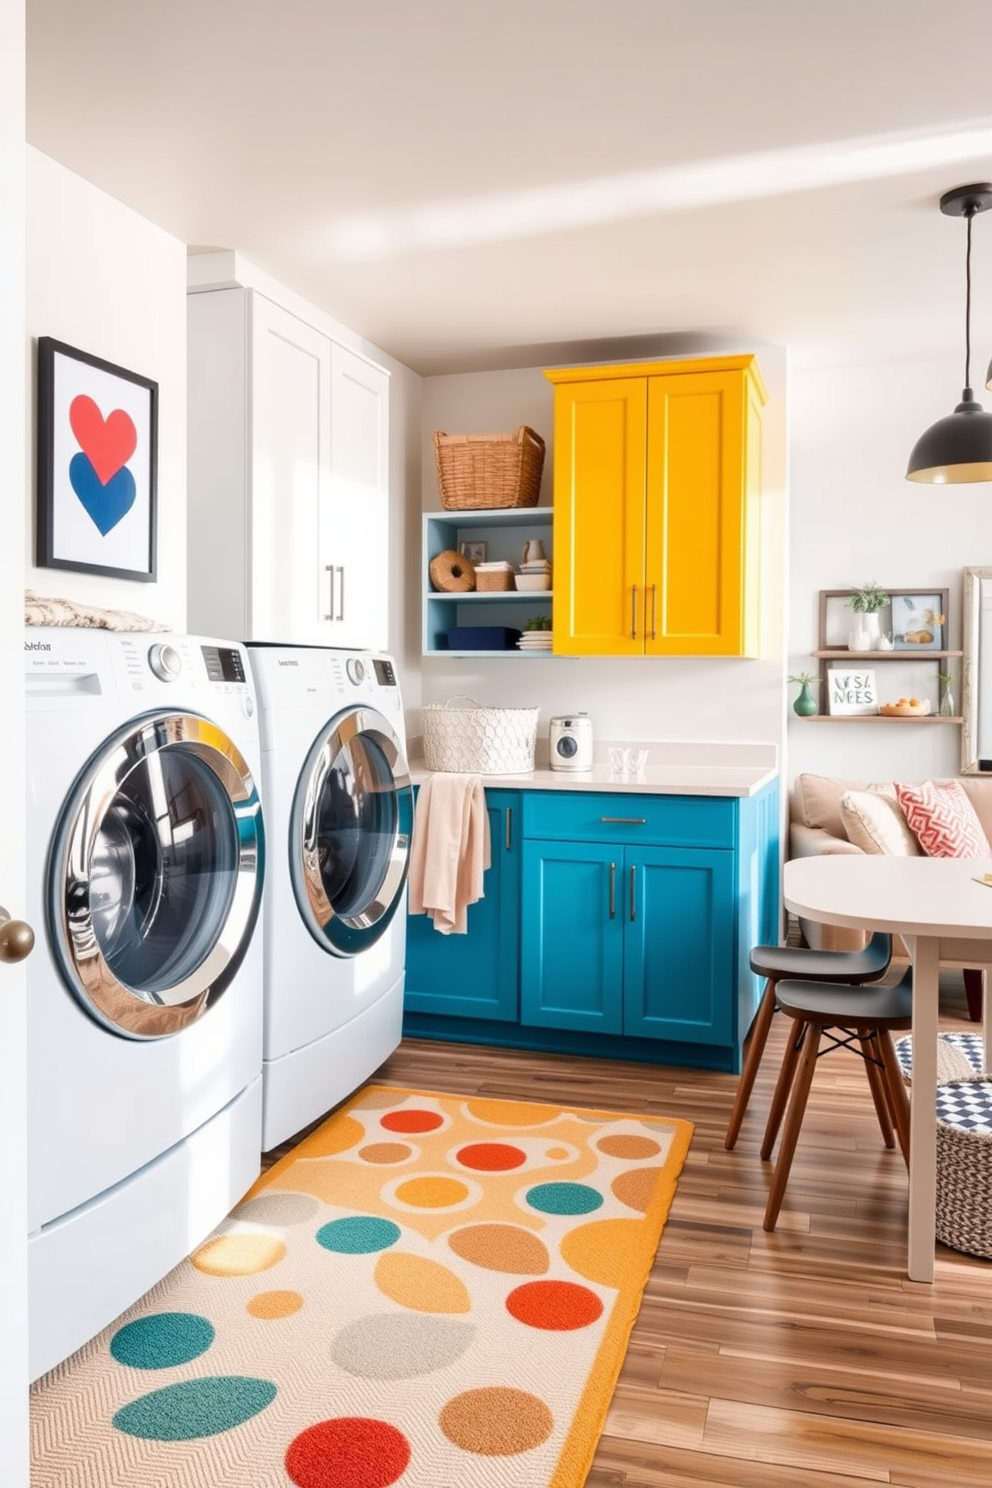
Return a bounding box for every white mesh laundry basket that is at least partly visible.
[421,697,540,774]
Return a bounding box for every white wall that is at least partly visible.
[418,347,788,757]
[788,354,988,787]
[25,148,188,626]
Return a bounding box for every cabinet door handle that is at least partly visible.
[631,585,638,639]
[600,816,647,824]
[630,864,636,921]
[650,583,657,640]
[325,564,335,622]
[336,565,345,622]
[505,807,512,851]
[609,862,616,919]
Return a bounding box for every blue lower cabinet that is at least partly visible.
[520,841,624,1033]
[623,846,735,1043]
[520,840,734,1045]
[404,790,521,1021]
[404,780,780,1075]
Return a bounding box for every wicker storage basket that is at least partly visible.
[434,425,546,511]
[934,1075,992,1258]
[422,697,540,774]
[476,569,515,592]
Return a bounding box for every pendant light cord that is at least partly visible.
[965,204,974,392]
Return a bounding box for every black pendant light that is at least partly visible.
[906,183,992,484]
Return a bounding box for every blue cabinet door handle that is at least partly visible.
[609,862,616,919]
[630,865,636,921]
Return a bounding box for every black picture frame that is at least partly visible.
[36,336,158,582]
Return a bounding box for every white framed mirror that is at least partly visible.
[961,566,992,774]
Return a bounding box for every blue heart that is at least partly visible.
[69,452,136,536]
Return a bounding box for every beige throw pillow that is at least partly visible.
[839,789,922,857]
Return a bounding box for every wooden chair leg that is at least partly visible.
[962,968,983,1023]
[725,977,778,1150]
[858,1031,895,1149]
[764,1023,823,1231]
[877,1028,911,1167]
[761,1017,807,1161]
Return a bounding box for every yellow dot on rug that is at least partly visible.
[393,1177,470,1208]
[545,1147,571,1160]
[374,1252,471,1313]
[246,1289,303,1319]
[596,1134,662,1159]
[464,1099,560,1127]
[439,1387,553,1454]
[299,1114,365,1156]
[192,1233,287,1276]
[560,1218,647,1288]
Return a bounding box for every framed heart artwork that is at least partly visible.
[36,337,158,581]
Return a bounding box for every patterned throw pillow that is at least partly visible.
[894,779,992,858]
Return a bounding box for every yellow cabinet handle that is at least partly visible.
[650,584,657,640]
[631,585,638,639]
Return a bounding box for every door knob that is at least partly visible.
[0,905,35,964]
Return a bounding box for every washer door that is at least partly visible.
[49,712,264,1040]
[291,705,412,957]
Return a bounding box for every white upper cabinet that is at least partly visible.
[187,286,390,649]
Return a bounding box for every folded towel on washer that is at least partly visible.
[407,773,490,934]
[25,589,171,631]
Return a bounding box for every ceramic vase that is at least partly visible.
[793,680,818,717]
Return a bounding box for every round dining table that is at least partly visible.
[784,854,992,1283]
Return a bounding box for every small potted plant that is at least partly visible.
[788,670,820,717]
[846,581,890,651]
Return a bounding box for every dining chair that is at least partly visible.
[760,971,913,1231]
[724,933,893,1150]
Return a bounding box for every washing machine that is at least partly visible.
[246,644,412,1150]
[25,629,265,1382]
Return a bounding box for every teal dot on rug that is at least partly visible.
[316,1217,401,1254]
[112,1377,277,1440]
[525,1182,604,1216]
[110,1313,215,1370]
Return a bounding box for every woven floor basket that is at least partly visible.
[934,1075,992,1259]
[422,698,540,774]
[433,425,546,510]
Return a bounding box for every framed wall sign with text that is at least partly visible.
[827,667,879,716]
[36,337,158,582]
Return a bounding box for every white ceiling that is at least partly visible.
[24,0,992,377]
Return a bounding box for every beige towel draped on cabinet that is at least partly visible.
[407,773,491,934]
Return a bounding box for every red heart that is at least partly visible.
[69,395,137,485]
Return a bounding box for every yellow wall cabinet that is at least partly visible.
[544,355,766,657]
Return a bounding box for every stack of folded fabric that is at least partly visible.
[474,560,514,574]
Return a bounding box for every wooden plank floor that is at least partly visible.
[335,976,992,1487]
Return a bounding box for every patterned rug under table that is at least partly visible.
[30,1083,694,1488]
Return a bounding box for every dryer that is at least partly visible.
[25,629,265,1382]
[246,644,412,1149]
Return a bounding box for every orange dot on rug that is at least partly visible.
[358,1143,413,1164]
[506,1279,603,1330]
[380,1109,444,1134]
[247,1290,303,1320]
[454,1142,526,1171]
[595,1133,662,1159]
[439,1387,553,1455]
[285,1417,410,1488]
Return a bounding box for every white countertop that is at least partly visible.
[407,758,778,799]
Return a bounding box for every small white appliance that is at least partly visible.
[245,645,412,1150]
[549,713,594,771]
[25,629,265,1381]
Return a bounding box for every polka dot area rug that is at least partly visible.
[29,1085,693,1488]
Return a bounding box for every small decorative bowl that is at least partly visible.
[879,700,931,717]
[514,573,551,591]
